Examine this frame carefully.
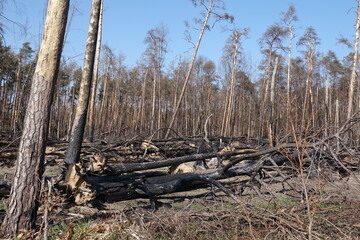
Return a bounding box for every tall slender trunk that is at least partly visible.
[258,50,273,142]
[223,31,239,137]
[221,87,230,135]
[301,43,314,136]
[157,70,162,137]
[335,99,340,152]
[286,29,294,141]
[268,57,278,147]
[347,0,360,119]
[140,68,149,132]
[99,62,110,132]
[11,59,22,133]
[0,0,68,237]
[150,66,157,133]
[325,76,329,136]
[67,84,76,140]
[165,0,214,139]
[65,0,102,165]
[88,0,103,142]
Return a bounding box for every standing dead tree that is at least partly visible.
[268,56,279,147]
[87,0,104,142]
[347,0,360,119]
[143,25,168,135]
[221,28,248,137]
[298,27,319,135]
[0,0,69,237]
[257,24,286,142]
[281,4,298,141]
[165,0,233,138]
[65,0,102,166]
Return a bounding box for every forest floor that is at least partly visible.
[0,136,360,239]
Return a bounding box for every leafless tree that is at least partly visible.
[65,0,102,166]
[347,0,360,119]
[166,0,233,138]
[281,4,298,139]
[144,25,168,134]
[297,27,320,135]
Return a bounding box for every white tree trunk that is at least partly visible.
[347,0,360,119]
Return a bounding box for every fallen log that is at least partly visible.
[106,149,259,175]
[70,150,302,204]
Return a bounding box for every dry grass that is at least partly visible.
[45,191,360,240]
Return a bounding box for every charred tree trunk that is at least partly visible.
[0,0,69,237]
[65,0,102,166]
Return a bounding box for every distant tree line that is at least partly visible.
[0,3,358,144]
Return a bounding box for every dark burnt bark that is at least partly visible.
[65,0,102,165]
[88,151,294,202]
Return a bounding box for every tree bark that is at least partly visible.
[88,0,103,142]
[286,28,294,142]
[140,68,149,132]
[65,0,102,165]
[0,0,69,237]
[347,0,360,119]
[268,57,278,147]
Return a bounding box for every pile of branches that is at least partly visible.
[52,114,360,207]
[1,114,359,208]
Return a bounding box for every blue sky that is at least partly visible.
[3,0,357,71]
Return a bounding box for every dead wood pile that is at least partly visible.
[0,114,360,207]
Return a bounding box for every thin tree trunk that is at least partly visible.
[150,66,157,133]
[335,99,340,152]
[99,62,110,132]
[221,87,230,135]
[347,0,360,119]
[66,84,76,140]
[325,76,329,137]
[11,59,22,133]
[165,0,214,139]
[140,68,149,132]
[65,0,102,165]
[286,29,294,141]
[258,50,273,143]
[0,0,68,237]
[268,57,278,147]
[301,43,314,136]
[88,0,103,142]
[223,31,239,137]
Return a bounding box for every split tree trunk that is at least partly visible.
[0,0,69,237]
